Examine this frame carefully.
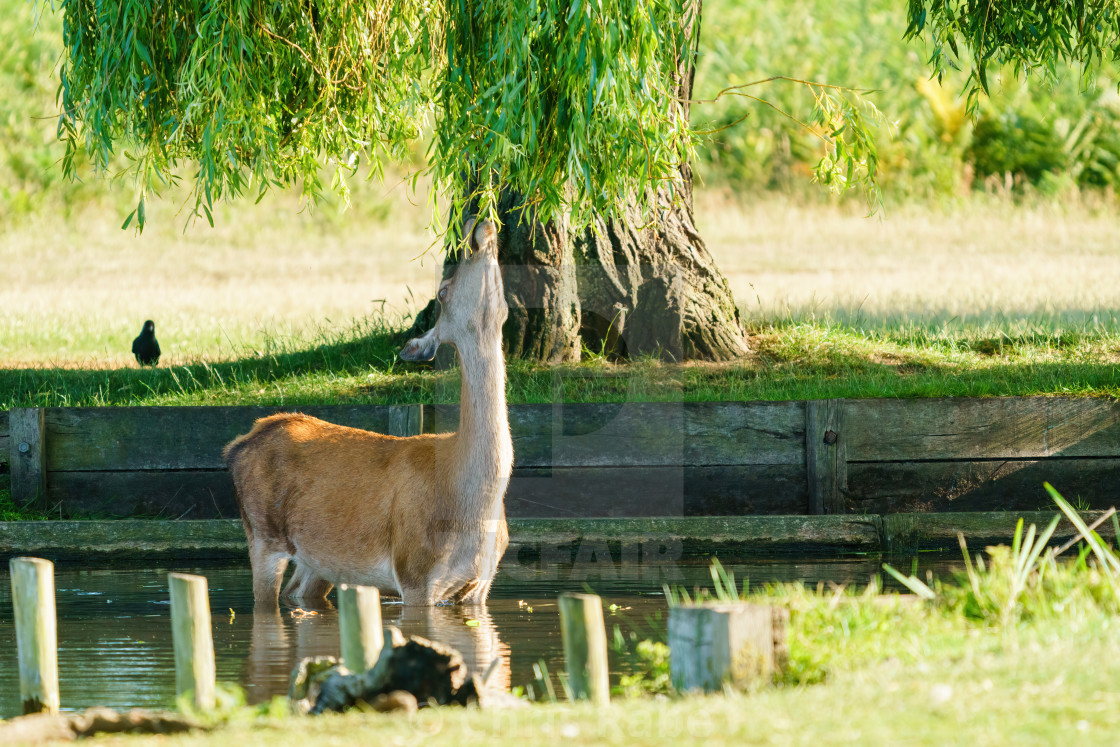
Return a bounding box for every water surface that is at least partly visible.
[0,554,950,717]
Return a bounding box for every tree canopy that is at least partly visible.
[53,0,890,231]
[56,0,701,229]
[907,0,1120,110]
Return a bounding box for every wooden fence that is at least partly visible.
[2,397,1119,519]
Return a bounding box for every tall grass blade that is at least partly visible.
[1045,483,1120,597]
[532,660,557,703]
[881,563,936,600]
[957,532,983,598]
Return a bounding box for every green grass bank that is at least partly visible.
[3,316,1117,409]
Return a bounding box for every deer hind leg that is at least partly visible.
[248,540,290,603]
[282,563,334,602]
[400,583,439,607]
[456,579,492,605]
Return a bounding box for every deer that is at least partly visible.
[223,216,512,606]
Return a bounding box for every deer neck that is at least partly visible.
[453,336,513,498]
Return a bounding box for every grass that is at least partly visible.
[3,191,1119,407]
[75,490,1120,745]
[2,313,1118,408]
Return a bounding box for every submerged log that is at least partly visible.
[291,626,521,715]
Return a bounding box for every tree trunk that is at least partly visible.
[411,191,583,365]
[409,0,747,362]
[573,180,748,361]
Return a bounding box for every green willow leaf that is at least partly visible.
[46,0,886,231]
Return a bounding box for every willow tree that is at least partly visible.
[53,0,887,361]
[906,1,1120,104]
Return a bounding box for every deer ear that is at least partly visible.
[471,219,498,255]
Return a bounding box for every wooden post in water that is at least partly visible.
[337,584,382,672]
[168,573,216,710]
[668,602,786,693]
[10,557,59,715]
[558,592,609,705]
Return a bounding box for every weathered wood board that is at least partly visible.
[2,513,1113,561]
[44,405,419,472]
[507,465,806,517]
[46,464,807,519]
[881,510,1118,553]
[427,401,805,467]
[10,396,1120,519]
[0,409,9,469]
[843,397,1120,461]
[46,402,802,473]
[848,458,1120,514]
[45,471,238,519]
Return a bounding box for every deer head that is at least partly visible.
[401,217,506,362]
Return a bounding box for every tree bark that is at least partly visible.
[409,0,747,362]
[572,184,748,361]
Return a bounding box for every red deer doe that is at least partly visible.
[224,217,512,606]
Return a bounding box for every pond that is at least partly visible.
[0,554,952,717]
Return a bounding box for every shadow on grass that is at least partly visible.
[1,316,1118,408]
[0,318,434,409]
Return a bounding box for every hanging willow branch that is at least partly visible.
[50,0,880,230]
[906,0,1120,113]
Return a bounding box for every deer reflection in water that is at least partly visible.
[243,600,511,702]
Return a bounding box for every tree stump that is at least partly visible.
[668,602,787,693]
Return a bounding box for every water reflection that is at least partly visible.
[394,604,511,691]
[0,554,954,717]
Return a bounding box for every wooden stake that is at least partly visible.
[168,573,216,710]
[558,592,609,705]
[337,584,382,672]
[668,602,785,693]
[10,557,59,715]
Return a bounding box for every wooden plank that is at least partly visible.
[427,401,804,468]
[45,471,237,519]
[844,397,1120,461]
[44,405,418,471]
[0,409,9,468]
[428,403,685,467]
[506,466,683,517]
[0,519,247,560]
[503,516,883,555]
[47,464,806,519]
[507,465,807,518]
[0,516,886,561]
[882,510,1119,554]
[684,402,804,466]
[847,458,1120,514]
[806,399,846,514]
[680,466,808,516]
[10,409,46,510]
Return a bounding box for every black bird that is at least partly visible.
[132,320,161,366]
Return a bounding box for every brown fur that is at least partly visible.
[224,218,512,606]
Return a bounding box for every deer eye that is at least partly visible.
[438,287,448,301]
